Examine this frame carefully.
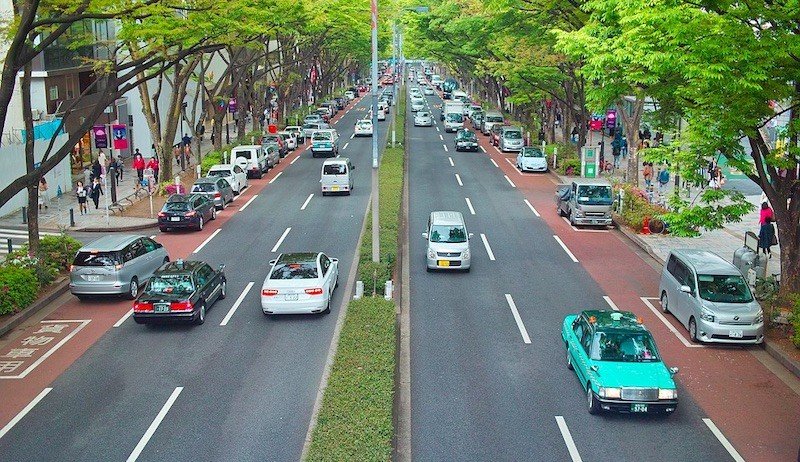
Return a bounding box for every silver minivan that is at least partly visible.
[658,249,764,344]
[500,126,524,152]
[423,211,473,271]
[70,235,169,300]
[320,158,354,195]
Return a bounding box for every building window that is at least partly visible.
[49,86,58,100]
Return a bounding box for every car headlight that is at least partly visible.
[598,387,621,399]
[427,249,436,259]
[754,310,764,324]
[462,248,470,260]
[699,309,715,323]
[658,388,677,400]
[574,210,585,218]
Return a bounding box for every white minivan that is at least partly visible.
[232,145,268,179]
[320,158,354,196]
[423,211,472,271]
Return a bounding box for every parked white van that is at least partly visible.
[232,145,268,179]
[320,158,354,196]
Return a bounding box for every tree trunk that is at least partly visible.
[22,58,40,256]
[618,97,644,186]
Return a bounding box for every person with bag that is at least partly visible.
[90,177,103,209]
[758,216,777,257]
[75,181,88,215]
[643,162,654,189]
[759,201,774,225]
[146,156,160,183]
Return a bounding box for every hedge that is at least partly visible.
[613,183,668,232]
[0,266,39,316]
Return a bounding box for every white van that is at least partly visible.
[320,158,354,196]
[232,145,267,179]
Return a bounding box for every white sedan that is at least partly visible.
[423,87,434,95]
[206,164,248,194]
[414,111,433,127]
[517,146,548,172]
[354,119,374,137]
[278,131,297,150]
[261,252,339,315]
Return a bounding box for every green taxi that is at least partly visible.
[562,310,679,415]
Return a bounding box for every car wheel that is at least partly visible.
[160,227,169,232]
[257,170,264,179]
[660,292,669,313]
[557,206,565,218]
[163,257,170,264]
[689,317,699,343]
[322,297,331,315]
[220,280,227,299]
[195,303,206,325]
[76,294,90,302]
[569,213,576,227]
[126,277,139,300]
[566,347,574,370]
[587,385,601,414]
[197,216,204,231]
[312,152,317,158]
[211,208,217,220]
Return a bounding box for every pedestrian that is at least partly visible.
[643,162,654,189]
[146,156,160,183]
[83,165,92,187]
[37,176,48,210]
[90,177,103,209]
[133,150,145,182]
[173,145,181,166]
[707,158,718,182]
[75,181,88,215]
[182,133,191,148]
[98,150,107,175]
[758,216,776,257]
[111,154,123,182]
[657,166,670,192]
[612,145,621,169]
[91,159,102,182]
[621,135,628,158]
[759,201,774,225]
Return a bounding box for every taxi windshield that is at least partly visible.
[590,331,660,362]
[148,275,195,296]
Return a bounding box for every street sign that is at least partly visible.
[581,147,597,178]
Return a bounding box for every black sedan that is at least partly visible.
[133,260,226,325]
[158,194,216,232]
[454,129,480,152]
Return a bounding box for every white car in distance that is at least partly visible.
[261,252,339,315]
[206,164,248,195]
[414,111,433,127]
[354,119,374,137]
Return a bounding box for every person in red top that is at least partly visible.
[132,150,146,182]
[759,201,774,225]
[146,156,159,183]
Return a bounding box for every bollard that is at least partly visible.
[21,206,26,224]
[196,165,202,179]
[6,238,11,254]
[354,280,364,299]
[641,216,651,235]
[553,147,558,169]
[384,280,393,300]
[392,130,396,147]
[69,208,75,227]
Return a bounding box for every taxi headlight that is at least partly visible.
[598,387,621,399]
[658,388,677,400]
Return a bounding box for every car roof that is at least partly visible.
[670,249,736,275]
[79,234,142,252]
[208,164,234,170]
[277,252,319,264]
[194,177,220,185]
[580,310,649,333]
[430,211,465,225]
[501,126,522,132]
[569,178,612,186]
[232,145,260,150]
[157,260,206,274]
[323,157,350,164]
[485,111,503,116]
[167,194,192,203]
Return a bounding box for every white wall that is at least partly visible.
[0,134,72,216]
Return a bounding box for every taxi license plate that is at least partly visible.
[170,217,180,222]
[285,294,298,301]
[729,330,744,338]
[631,403,648,413]
[87,275,100,282]
[154,303,170,313]
[438,260,450,267]
[332,186,340,192]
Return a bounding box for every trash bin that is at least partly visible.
[734,231,768,284]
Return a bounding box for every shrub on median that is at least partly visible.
[613,183,668,233]
[0,266,39,316]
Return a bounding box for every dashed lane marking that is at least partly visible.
[480,233,496,261]
[0,388,52,440]
[524,200,540,217]
[465,198,476,215]
[193,228,221,254]
[239,194,258,211]
[126,387,184,462]
[271,227,291,253]
[504,175,516,188]
[555,416,583,462]
[553,235,578,262]
[640,297,704,348]
[269,171,282,184]
[603,296,619,311]
[505,294,531,344]
[220,282,255,326]
[301,194,314,211]
[455,174,463,186]
[703,418,745,462]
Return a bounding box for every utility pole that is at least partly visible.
[371,0,380,263]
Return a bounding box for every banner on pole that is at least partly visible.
[112,124,128,149]
[93,125,108,148]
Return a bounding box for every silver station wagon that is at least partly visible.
[69,235,170,300]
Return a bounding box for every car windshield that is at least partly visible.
[504,130,522,139]
[148,275,195,296]
[358,121,371,127]
[576,185,613,205]
[270,262,318,279]
[313,132,331,141]
[417,112,429,118]
[487,116,503,123]
[73,251,119,267]
[207,170,231,177]
[447,113,463,122]
[429,225,467,243]
[164,202,189,212]
[191,183,216,193]
[522,148,545,158]
[697,274,754,303]
[590,331,660,362]
[458,131,476,141]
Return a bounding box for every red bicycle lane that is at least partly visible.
[0,96,364,432]
[479,139,800,462]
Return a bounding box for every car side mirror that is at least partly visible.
[422,232,428,240]
[218,264,226,272]
[590,365,599,373]
[468,233,474,239]
[679,285,692,295]
[269,259,276,265]
[351,165,355,170]
[669,367,679,375]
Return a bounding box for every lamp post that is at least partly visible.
[371,0,380,263]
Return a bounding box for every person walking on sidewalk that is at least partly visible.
[111,154,123,182]
[643,162,654,189]
[98,150,107,176]
[75,181,88,215]
[91,159,102,182]
[759,201,774,225]
[133,150,145,182]
[90,177,103,210]
[37,176,49,210]
[657,166,670,192]
[758,216,776,257]
[147,156,160,183]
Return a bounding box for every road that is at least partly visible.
[407,74,800,461]
[0,92,385,461]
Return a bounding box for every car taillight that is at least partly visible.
[214,192,221,198]
[262,289,278,296]
[134,301,153,312]
[158,212,166,217]
[185,211,197,217]
[170,300,193,311]
[305,288,323,295]
[69,265,74,272]
[115,263,124,270]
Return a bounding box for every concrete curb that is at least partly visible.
[76,220,159,233]
[0,277,69,339]
[615,219,800,380]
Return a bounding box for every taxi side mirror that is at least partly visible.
[468,233,474,239]
[669,367,679,375]
[269,259,276,265]
[422,232,428,240]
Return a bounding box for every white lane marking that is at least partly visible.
[269,171,282,184]
[504,175,516,188]
[301,194,314,210]
[443,144,448,152]
[343,142,349,150]
[305,145,311,151]
[553,235,578,262]
[291,156,300,164]
[480,234,496,261]
[455,174,463,186]
[524,200,540,217]
[555,416,583,462]
[640,297,704,348]
[220,282,254,326]
[465,198,476,215]
[239,194,258,211]
[491,159,499,168]
[506,157,524,175]
[494,145,501,153]
[603,296,619,311]
[113,309,134,327]
[0,388,52,440]
[271,227,291,253]
[126,387,184,462]
[480,146,486,153]
[193,228,222,254]
[448,157,454,167]
[439,134,444,141]
[504,294,531,344]
[0,320,91,379]
[703,418,745,462]
[435,126,440,132]
[350,133,355,139]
